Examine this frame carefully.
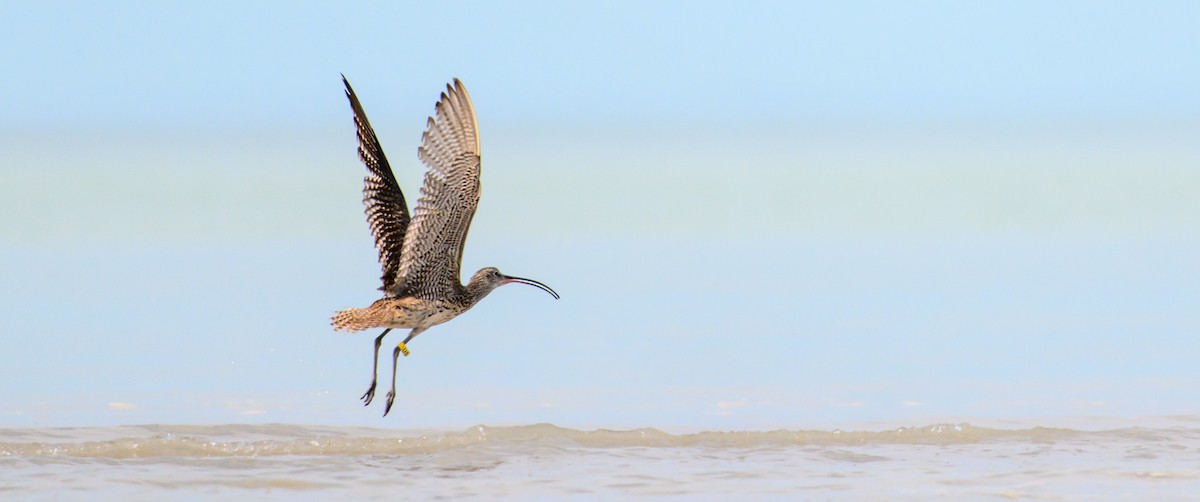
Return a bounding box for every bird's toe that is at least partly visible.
[383,391,396,416]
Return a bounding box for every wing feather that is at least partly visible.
[342,75,411,293]
[396,79,482,299]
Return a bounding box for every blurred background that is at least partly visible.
[1,1,1197,430]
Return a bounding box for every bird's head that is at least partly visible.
[467,267,560,300]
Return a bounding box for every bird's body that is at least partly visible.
[331,296,459,333]
[333,77,558,416]
[332,267,519,332]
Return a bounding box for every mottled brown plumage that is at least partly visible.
[333,76,559,416]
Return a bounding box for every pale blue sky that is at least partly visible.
[2,1,1198,429]
[4,1,1199,131]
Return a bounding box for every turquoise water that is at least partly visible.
[3,128,1198,428]
[2,127,1198,499]
[4,3,1199,498]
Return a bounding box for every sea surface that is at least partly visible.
[3,129,1198,499]
[4,417,1200,499]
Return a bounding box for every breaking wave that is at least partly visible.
[4,421,1196,459]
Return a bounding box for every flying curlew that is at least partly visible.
[332,76,559,416]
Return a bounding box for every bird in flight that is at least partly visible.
[332,76,559,416]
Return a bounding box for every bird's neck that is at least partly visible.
[464,279,499,306]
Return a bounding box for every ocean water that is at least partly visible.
[4,418,1200,499]
[5,3,1200,498]
[3,128,1198,498]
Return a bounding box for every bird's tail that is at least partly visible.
[331,307,377,332]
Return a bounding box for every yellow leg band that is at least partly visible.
[397,342,410,357]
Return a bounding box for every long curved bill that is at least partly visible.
[502,275,560,300]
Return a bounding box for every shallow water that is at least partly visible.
[4,419,1200,499]
[3,129,1198,499]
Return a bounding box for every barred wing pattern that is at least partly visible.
[397,79,482,299]
[343,76,411,294]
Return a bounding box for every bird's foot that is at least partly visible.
[383,390,396,416]
[361,382,377,406]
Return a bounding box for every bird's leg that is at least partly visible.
[361,328,391,406]
[383,327,425,416]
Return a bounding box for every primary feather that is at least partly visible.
[342,75,411,294]
[397,79,483,300]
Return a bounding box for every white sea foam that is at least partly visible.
[4,419,1199,498]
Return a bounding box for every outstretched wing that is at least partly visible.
[395,79,482,299]
[343,75,410,293]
